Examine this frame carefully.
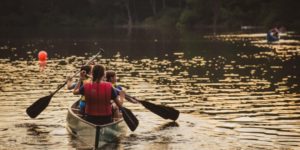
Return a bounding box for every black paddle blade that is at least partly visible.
[120,107,139,131]
[26,95,52,118]
[140,101,180,121]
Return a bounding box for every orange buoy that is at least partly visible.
[38,51,47,61]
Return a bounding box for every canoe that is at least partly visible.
[66,100,127,148]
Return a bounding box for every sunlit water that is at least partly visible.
[0,29,300,149]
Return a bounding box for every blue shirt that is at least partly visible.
[114,85,123,95]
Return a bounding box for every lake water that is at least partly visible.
[0,28,300,149]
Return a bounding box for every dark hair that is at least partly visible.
[106,71,116,82]
[81,65,91,74]
[92,65,105,82]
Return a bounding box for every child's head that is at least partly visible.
[92,65,105,82]
[106,71,116,83]
[80,65,91,75]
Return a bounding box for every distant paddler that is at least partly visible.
[267,25,285,43]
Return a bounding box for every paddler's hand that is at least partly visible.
[66,76,72,82]
[119,90,125,99]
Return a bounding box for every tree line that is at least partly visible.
[0,0,299,30]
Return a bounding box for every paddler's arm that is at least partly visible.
[112,87,122,107]
[73,79,82,95]
[119,90,125,105]
[114,97,122,107]
[73,70,85,95]
[67,77,76,90]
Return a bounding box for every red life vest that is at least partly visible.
[84,82,112,116]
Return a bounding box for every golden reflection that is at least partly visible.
[1,32,300,149]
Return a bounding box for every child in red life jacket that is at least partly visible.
[73,65,122,125]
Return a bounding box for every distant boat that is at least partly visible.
[66,100,126,148]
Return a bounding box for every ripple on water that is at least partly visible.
[1,34,300,149]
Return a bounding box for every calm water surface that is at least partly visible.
[0,28,300,149]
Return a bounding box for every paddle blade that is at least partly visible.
[140,101,180,121]
[26,95,52,118]
[120,107,139,131]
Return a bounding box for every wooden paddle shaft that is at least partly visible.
[51,49,104,96]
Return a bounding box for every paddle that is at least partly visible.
[113,100,139,131]
[26,49,104,118]
[115,89,180,121]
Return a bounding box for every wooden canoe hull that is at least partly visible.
[66,101,126,148]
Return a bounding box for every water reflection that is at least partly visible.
[0,29,300,149]
[39,61,47,72]
[155,122,179,131]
